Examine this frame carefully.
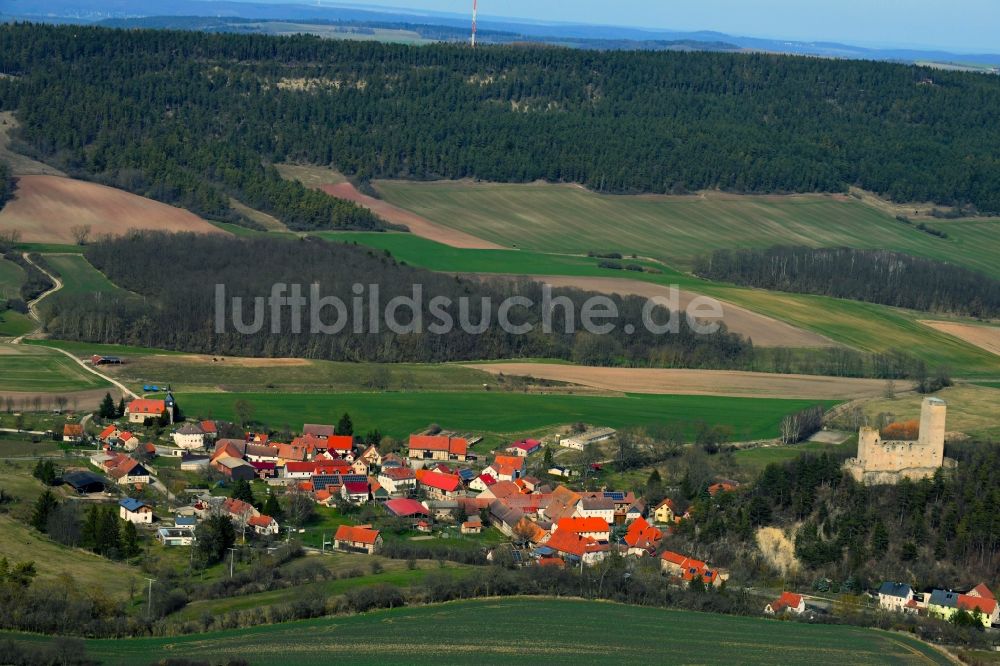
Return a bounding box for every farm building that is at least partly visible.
[333,525,382,555]
[62,470,107,494]
[408,435,469,463]
[559,427,616,450]
[90,355,123,365]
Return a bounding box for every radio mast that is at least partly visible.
[471,0,478,48]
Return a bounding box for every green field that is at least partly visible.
[0,309,33,337]
[324,232,1000,378]
[5,598,951,665]
[40,253,129,299]
[0,255,26,299]
[376,180,1000,278]
[23,338,185,358]
[0,343,110,392]
[178,391,835,440]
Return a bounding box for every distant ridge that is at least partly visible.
[5,0,999,67]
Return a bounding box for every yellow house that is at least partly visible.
[928,586,998,628]
[653,498,675,524]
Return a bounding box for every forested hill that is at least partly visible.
[44,232,751,366]
[1,25,1000,213]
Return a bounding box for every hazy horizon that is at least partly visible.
[289,0,999,54]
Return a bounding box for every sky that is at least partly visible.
[341,0,998,53]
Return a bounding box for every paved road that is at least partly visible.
[9,253,137,399]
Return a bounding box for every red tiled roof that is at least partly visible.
[98,425,117,440]
[708,482,738,496]
[315,460,352,475]
[381,467,416,481]
[624,517,662,549]
[409,435,468,456]
[544,529,606,558]
[63,424,84,436]
[285,461,315,473]
[419,470,462,492]
[384,498,429,517]
[128,399,165,415]
[557,517,609,534]
[200,420,217,433]
[958,594,998,616]
[969,583,996,600]
[248,515,274,528]
[771,591,803,612]
[477,473,497,486]
[343,481,369,495]
[493,455,525,470]
[327,435,354,451]
[334,524,380,545]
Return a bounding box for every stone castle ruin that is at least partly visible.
[844,397,956,485]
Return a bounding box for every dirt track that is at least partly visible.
[920,320,1000,357]
[465,363,895,400]
[471,274,834,348]
[0,175,224,244]
[317,182,505,249]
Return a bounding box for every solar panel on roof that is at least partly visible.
[604,491,625,501]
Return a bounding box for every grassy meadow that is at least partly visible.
[323,232,1000,378]
[0,255,26,299]
[5,597,951,665]
[375,180,1000,278]
[177,390,835,441]
[40,253,130,299]
[0,343,110,392]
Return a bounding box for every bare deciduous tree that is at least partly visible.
[70,224,92,246]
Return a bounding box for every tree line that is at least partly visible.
[42,231,753,369]
[0,23,999,216]
[694,246,1000,318]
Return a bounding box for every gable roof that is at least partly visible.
[326,435,354,451]
[119,497,150,512]
[380,467,416,481]
[343,481,369,495]
[384,498,430,517]
[128,398,166,415]
[63,423,84,436]
[418,470,462,493]
[544,486,582,521]
[334,524,380,545]
[968,583,996,600]
[200,420,217,433]
[771,591,804,612]
[929,590,960,608]
[878,582,914,598]
[544,529,606,558]
[958,594,998,616]
[248,515,275,528]
[557,517,609,535]
[409,435,468,456]
[98,425,118,441]
[303,424,336,437]
[175,423,203,436]
[623,517,662,549]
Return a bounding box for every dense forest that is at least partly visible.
[0,161,12,207]
[694,247,1000,318]
[674,441,1000,591]
[0,24,999,215]
[43,232,751,367]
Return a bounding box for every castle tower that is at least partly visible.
[857,426,881,465]
[918,396,946,463]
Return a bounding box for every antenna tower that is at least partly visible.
[471,0,478,48]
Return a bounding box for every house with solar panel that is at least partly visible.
[119,497,154,524]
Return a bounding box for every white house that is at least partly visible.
[765,592,806,615]
[119,497,153,524]
[559,427,616,450]
[172,423,206,450]
[377,467,417,496]
[574,496,615,524]
[877,582,915,612]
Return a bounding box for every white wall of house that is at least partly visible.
[120,506,153,524]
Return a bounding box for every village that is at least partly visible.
[35,392,998,631]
